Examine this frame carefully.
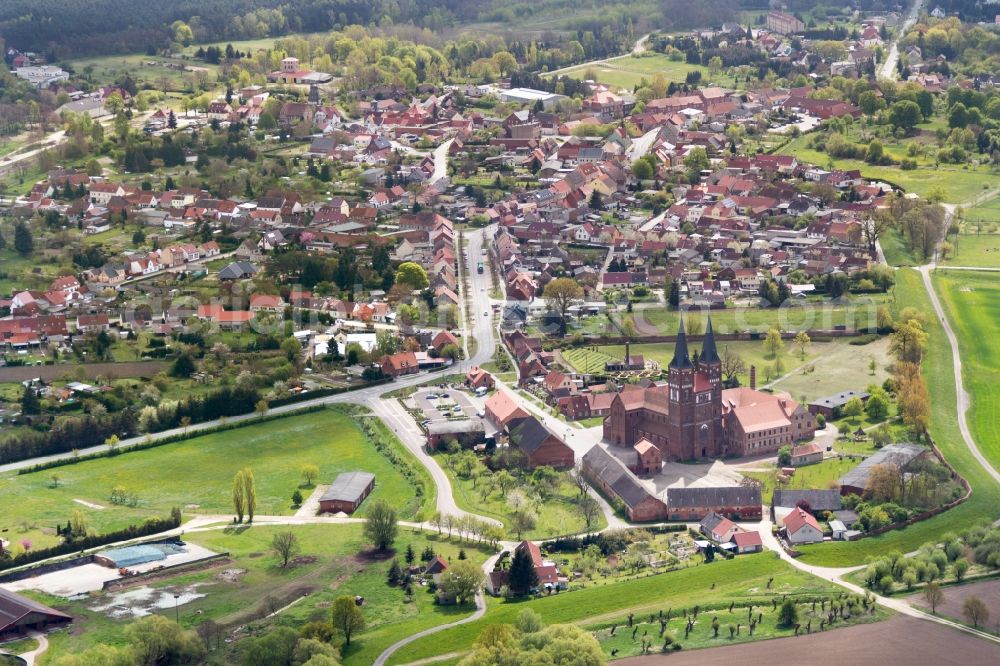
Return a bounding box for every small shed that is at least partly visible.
[319,472,376,514]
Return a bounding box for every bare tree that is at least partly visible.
[571,462,590,497]
[272,531,300,568]
[579,495,601,530]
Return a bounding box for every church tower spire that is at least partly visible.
[700,315,720,364]
[670,317,692,369]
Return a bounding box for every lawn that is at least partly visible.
[388,553,865,664]
[560,347,618,374]
[440,454,606,539]
[0,407,434,550]
[743,458,859,504]
[941,233,1000,268]
[34,523,491,666]
[622,295,892,337]
[547,53,710,92]
[796,269,1000,565]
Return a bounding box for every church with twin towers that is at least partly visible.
[603,317,817,461]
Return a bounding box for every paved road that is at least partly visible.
[918,263,1000,484]
[429,138,453,185]
[879,0,925,80]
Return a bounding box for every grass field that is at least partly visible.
[547,53,709,92]
[622,295,892,337]
[34,523,490,666]
[933,270,1000,470]
[742,458,859,504]
[0,408,433,550]
[778,134,1000,204]
[941,233,1000,268]
[387,553,868,664]
[65,54,220,92]
[962,195,1000,235]
[880,227,922,267]
[796,269,1000,565]
[562,337,884,401]
[441,455,606,539]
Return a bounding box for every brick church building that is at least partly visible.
[603,317,815,460]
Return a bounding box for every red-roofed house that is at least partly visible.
[381,351,419,378]
[465,366,494,391]
[431,330,459,354]
[249,293,285,313]
[783,507,823,544]
[733,530,763,554]
[484,390,529,429]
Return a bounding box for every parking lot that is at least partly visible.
[411,387,481,424]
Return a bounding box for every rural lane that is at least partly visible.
[917,264,1000,484]
[758,518,1000,644]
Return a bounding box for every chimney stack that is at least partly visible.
[625,341,630,365]
[750,365,756,390]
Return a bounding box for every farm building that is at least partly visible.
[664,486,763,522]
[772,489,842,526]
[0,588,71,640]
[808,390,870,419]
[581,445,667,521]
[426,420,486,450]
[319,472,376,514]
[789,442,824,466]
[838,443,928,496]
[507,416,574,469]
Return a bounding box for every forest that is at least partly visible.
[0,0,657,59]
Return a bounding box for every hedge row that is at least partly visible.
[0,512,182,572]
[16,405,326,475]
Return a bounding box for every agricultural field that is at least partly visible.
[742,457,859,504]
[31,523,490,666]
[440,453,606,539]
[933,270,1000,471]
[0,408,433,550]
[547,53,709,92]
[796,269,1000,565]
[388,553,876,664]
[593,592,888,658]
[941,233,1000,268]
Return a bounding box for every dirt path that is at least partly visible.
[293,485,327,518]
[918,264,1000,484]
